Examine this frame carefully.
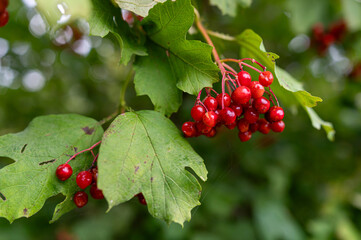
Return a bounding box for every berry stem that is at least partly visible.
[220,58,266,70]
[91,153,99,168]
[240,62,263,74]
[222,63,238,75]
[268,86,279,106]
[65,141,102,164]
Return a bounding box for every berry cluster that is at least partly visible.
[182,59,285,142]
[0,0,9,27]
[311,20,347,55]
[55,142,104,208]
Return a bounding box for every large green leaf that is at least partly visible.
[209,0,252,17]
[89,0,147,65]
[97,110,207,226]
[142,0,220,95]
[134,42,182,117]
[237,29,334,140]
[0,115,104,223]
[113,0,167,17]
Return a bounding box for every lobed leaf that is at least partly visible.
[97,110,207,226]
[113,0,167,17]
[0,114,104,223]
[209,0,252,17]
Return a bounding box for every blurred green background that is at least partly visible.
[1,0,361,239]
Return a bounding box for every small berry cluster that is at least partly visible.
[311,20,347,55]
[55,142,104,208]
[0,0,9,27]
[182,59,285,142]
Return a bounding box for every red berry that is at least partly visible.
[56,164,73,181]
[0,10,9,27]
[237,118,249,133]
[231,86,251,105]
[73,191,88,208]
[257,119,271,134]
[136,193,147,205]
[90,167,98,183]
[244,107,259,124]
[225,121,237,130]
[76,171,93,189]
[271,120,285,132]
[258,71,274,87]
[253,97,270,114]
[312,23,324,41]
[203,111,218,127]
[230,104,243,117]
[237,71,252,87]
[268,106,284,122]
[249,81,265,99]
[182,121,197,137]
[90,183,104,199]
[191,105,205,121]
[220,107,236,125]
[249,122,259,133]
[204,96,218,111]
[196,121,212,134]
[216,93,231,107]
[0,0,8,12]
[238,131,252,142]
[205,128,217,137]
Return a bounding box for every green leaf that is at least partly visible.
[134,42,182,117]
[97,110,207,226]
[142,0,220,95]
[209,0,252,17]
[237,29,334,139]
[36,0,92,27]
[341,0,361,32]
[0,114,104,223]
[304,107,335,141]
[113,0,167,17]
[89,0,147,65]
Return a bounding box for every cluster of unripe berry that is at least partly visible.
[311,20,347,55]
[0,0,8,27]
[56,162,104,208]
[182,70,285,142]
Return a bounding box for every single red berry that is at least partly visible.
[244,107,259,124]
[249,122,259,133]
[271,120,285,132]
[237,71,252,87]
[90,167,98,183]
[268,106,284,122]
[76,171,93,189]
[205,128,217,137]
[257,119,271,134]
[249,81,265,99]
[0,10,9,27]
[216,93,231,107]
[73,191,88,208]
[90,183,104,199]
[204,96,218,111]
[220,107,236,125]
[225,121,237,130]
[56,164,73,181]
[312,23,324,42]
[253,97,270,114]
[322,33,335,47]
[196,121,212,134]
[258,71,274,87]
[230,104,243,117]
[136,193,147,205]
[237,118,249,133]
[231,86,251,105]
[238,131,252,142]
[0,0,8,12]
[182,121,197,137]
[191,105,205,121]
[203,111,218,127]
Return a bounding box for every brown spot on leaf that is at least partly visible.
[151,177,153,182]
[144,161,147,164]
[166,50,170,57]
[21,144,28,153]
[39,159,56,165]
[23,208,28,216]
[0,192,6,201]
[82,127,95,135]
[74,147,78,153]
[135,166,139,174]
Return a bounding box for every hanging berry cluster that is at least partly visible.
[182,58,285,142]
[0,0,9,27]
[55,142,104,208]
[311,20,347,55]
